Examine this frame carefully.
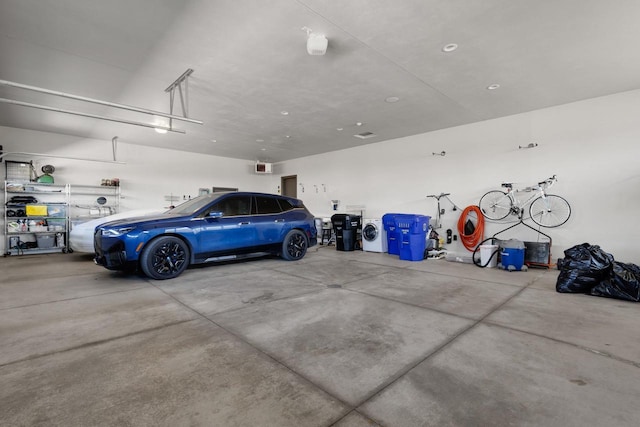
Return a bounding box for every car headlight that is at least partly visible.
[101,227,135,237]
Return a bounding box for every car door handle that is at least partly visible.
[274,219,285,223]
[238,221,251,225]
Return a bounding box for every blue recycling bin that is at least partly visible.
[382,213,402,255]
[395,214,430,261]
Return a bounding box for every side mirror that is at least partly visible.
[208,211,223,219]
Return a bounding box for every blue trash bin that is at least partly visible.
[382,213,402,255]
[395,214,430,261]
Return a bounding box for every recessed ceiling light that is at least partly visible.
[285,135,291,138]
[356,122,363,126]
[210,139,217,143]
[385,96,400,103]
[256,139,264,142]
[336,128,343,131]
[261,148,267,151]
[280,111,289,115]
[442,43,458,53]
[487,84,501,90]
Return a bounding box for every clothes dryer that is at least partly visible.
[362,218,387,252]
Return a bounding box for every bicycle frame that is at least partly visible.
[479,174,570,240]
[480,175,565,224]
[504,185,551,219]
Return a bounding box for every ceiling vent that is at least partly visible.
[354,132,376,139]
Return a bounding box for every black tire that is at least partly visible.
[281,229,308,261]
[529,195,571,228]
[140,236,190,280]
[478,190,511,220]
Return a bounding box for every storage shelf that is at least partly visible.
[8,230,65,234]
[6,247,65,255]
[7,216,66,219]
[4,181,120,256]
[4,181,70,256]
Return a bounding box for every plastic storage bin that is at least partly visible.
[26,205,48,216]
[47,205,66,217]
[36,234,55,249]
[331,214,361,251]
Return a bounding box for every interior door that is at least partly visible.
[281,175,297,198]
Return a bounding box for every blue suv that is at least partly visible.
[94,192,317,279]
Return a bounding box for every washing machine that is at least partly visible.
[362,218,387,252]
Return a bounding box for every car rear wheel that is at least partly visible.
[140,236,190,279]
[281,229,308,261]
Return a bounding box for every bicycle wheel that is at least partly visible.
[529,194,571,228]
[478,190,511,220]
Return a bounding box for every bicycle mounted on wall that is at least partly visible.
[477,175,571,267]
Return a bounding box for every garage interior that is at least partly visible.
[2,1,640,426]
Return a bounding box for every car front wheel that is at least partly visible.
[281,229,308,261]
[140,236,190,280]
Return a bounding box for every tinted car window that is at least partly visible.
[256,196,282,214]
[207,196,251,216]
[278,199,295,211]
[169,194,219,215]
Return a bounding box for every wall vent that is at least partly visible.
[255,161,273,174]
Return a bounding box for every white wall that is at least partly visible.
[0,127,273,253]
[1,127,273,207]
[276,89,640,263]
[3,89,640,262]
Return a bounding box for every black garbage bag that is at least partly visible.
[590,262,640,302]
[556,243,614,293]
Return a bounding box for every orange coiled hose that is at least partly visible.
[457,205,485,252]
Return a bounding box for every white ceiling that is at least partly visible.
[2,0,640,163]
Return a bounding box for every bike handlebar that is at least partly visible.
[426,193,451,199]
[538,175,557,186]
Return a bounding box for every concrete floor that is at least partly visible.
[1,245,639,426]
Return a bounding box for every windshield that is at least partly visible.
[166,194,222,215]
